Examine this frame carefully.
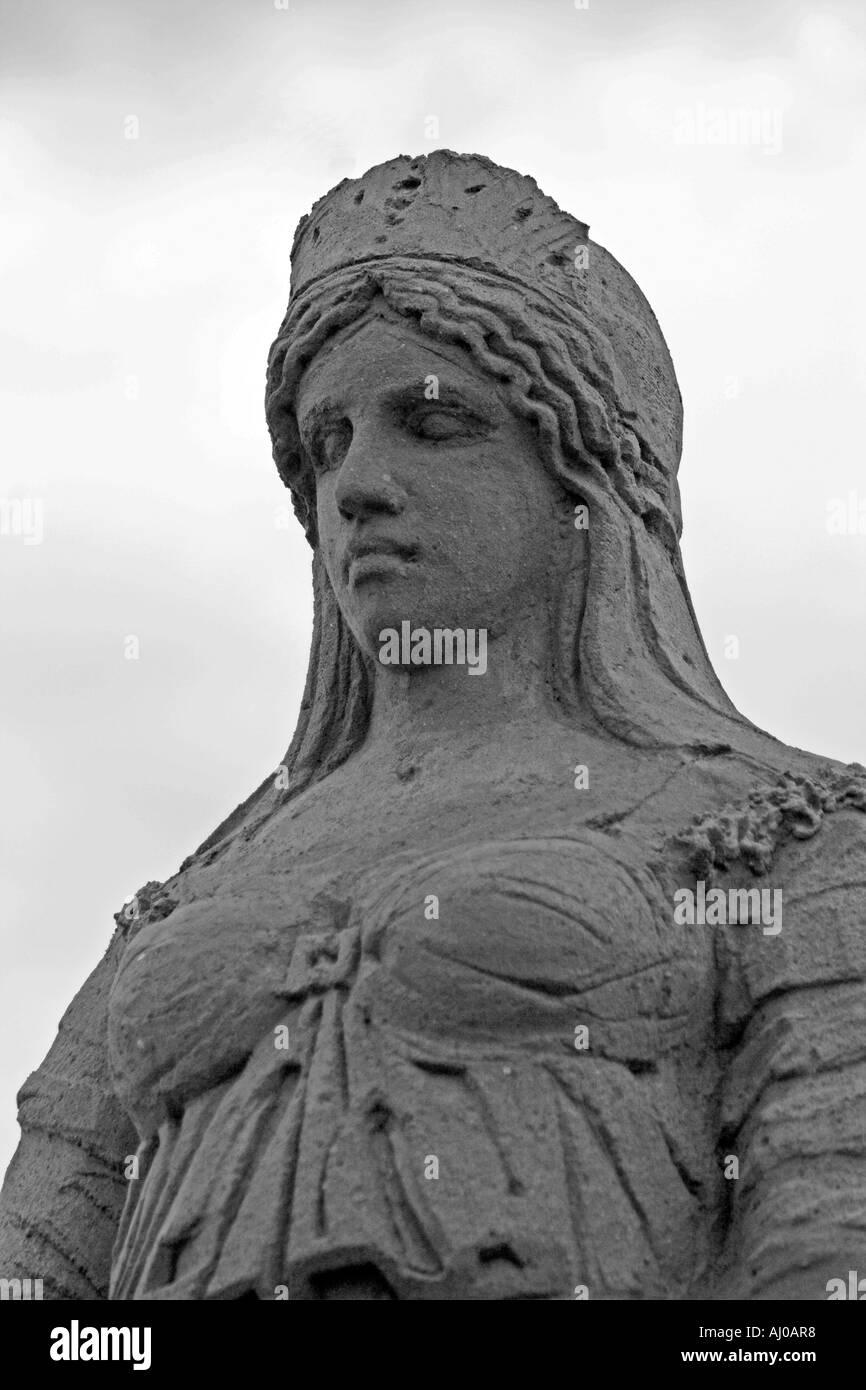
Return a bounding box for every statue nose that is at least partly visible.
[334,437,406,521]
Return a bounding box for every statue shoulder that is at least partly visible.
[699,761,866,1028]
[673,757,866,883]
[14,882,176,1134]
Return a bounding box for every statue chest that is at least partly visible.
[108,828,713,1129]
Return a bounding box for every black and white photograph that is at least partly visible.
[1,0,864,1359]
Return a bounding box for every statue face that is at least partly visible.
[295,308,571,664]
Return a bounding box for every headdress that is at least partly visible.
[276,149,682,516]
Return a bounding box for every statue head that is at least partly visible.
[293,300,573,676]
[191,149,803,851]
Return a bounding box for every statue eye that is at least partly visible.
[411,408,478,442]
[311,419,353,472]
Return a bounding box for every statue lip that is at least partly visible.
[343,537,419,582]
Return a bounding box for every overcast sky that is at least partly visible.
[1,0,865,1176]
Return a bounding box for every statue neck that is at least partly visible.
[361,610,590,759]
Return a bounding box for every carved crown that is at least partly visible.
[287,150,682,471]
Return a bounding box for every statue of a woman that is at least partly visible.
[2,151,865,1301]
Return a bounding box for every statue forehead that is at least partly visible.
[295,308,499,413]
